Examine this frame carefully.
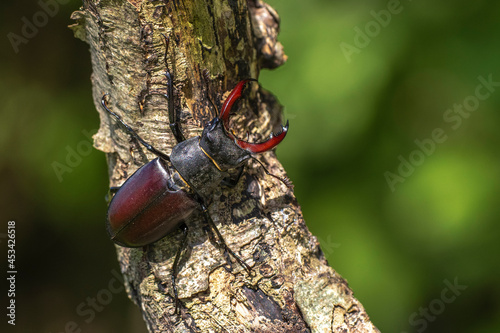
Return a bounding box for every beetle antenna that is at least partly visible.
[171,223,189,315]
[251,156,293,189]
[101,94,171,161]
[161,33,170,68]
[159,34,186,144]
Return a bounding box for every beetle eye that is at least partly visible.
[206,117,220,131]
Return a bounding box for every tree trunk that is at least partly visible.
[71,1,380,332]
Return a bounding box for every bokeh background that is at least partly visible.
[1,0,499,332]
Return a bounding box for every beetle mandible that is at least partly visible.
[101,71,290,311]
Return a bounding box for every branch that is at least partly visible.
[70,0,380,332]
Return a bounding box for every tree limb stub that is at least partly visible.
[71,0,380,332]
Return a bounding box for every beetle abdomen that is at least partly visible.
[107,158,197,247]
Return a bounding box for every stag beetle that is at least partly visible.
[101,71,289,312]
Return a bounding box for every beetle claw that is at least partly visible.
[219,80,289,153]
[235,120,289,153]
[219,79,257,125]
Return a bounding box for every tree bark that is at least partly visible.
[71,1,380,332]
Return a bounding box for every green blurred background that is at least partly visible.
[1,0,499,332]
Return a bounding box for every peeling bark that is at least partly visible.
[71,0,380,332]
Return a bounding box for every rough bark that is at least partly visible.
[70,0,380,332]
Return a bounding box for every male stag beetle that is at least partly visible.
[101,71,290,311]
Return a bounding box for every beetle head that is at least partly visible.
[199,80,289,171]
[200,118,250,171]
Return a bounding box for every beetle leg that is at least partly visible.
[109,186,120,193]
[250,156,293,189]
[135,71,185,144]
[159,34,186,144]
[172,223,189,315]
[101,95,171,162]
[137,34,185,144]
[165,71,186,144]
[198,201,252,274]
[105,186,121,204]
[220,167,244,188]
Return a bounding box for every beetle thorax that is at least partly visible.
[169,118,251,199]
